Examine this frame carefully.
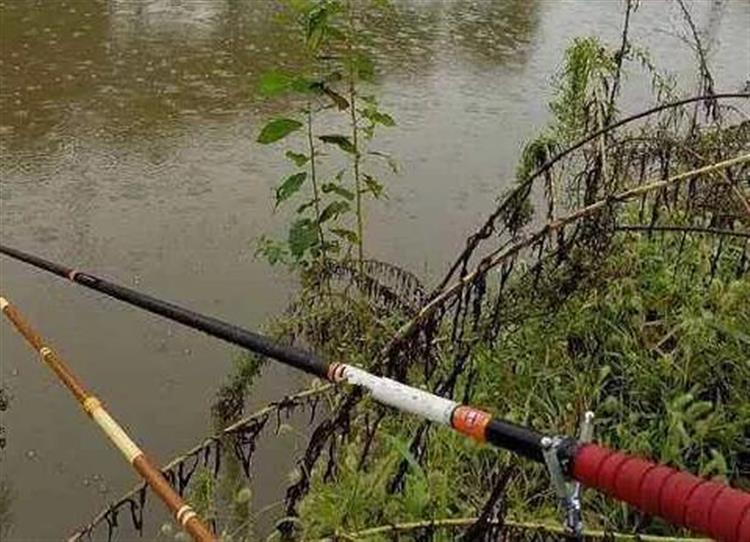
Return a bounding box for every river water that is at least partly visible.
[0,1,747,539]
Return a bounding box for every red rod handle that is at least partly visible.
[572,443,750,542]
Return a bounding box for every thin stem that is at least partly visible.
[681,144,750,221]
[68,385,334,541]
[605,0,633,124]
[307,106,328,267]
[675,0,718,126]
[346,0,364,271]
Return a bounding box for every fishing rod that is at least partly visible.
[0,295,215,542]
[1,244,748,541]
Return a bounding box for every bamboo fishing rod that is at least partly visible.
[1,244,749,542]
[0,296,216,542]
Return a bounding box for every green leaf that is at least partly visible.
[368,150,399,173]
[288,218,318,258]
[330,228,358,243]
[258,118,303,144]
[296,199,317,214]
[362,107,395,127]
[290,77,316,93]
[685,400,713,422]
[275,172,307,207]
[259,71,314,95]
[374,111,395,126]
[363,174,385,199]
[350,53,375,81]
[319,134,356,154]
[322,85,349,110]
[319,200,350,223]
[255,236,288,266]
[671,392,694,412]
[305,2,340,50]
[322,182,354,201]
[259,71,294,97]
[700,449,728,478]
[234,487,252,505]
[384,435,427,482]
[285,150,309,167]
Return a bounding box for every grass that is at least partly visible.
[296,228,749,539]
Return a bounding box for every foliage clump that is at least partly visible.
[255,0,397,274]
[206,2,750,540]
[278,5,749,538]
[296,229,749,539]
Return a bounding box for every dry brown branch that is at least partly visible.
[616,224,750,238]
[385,153,750,352]
[436,94,749,294]
[314,517,709,541]
[68,384,334,542]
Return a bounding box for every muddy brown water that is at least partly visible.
[0,1,748,539]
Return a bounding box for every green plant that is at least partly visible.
[292,225,748,538]
[204,6,748,540]
[255,0,397,273]
[286,26,749,538]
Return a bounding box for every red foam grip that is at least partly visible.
[572,443,750,542]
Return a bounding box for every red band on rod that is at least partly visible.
[572,443,750,542]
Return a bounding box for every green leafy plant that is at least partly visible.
[286,27,750,538]
[210,6,748,540]
[255,0,397,274]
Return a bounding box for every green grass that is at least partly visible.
[296,230,749,539]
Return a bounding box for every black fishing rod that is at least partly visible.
[1,243,748,542]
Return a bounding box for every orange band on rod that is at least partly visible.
[451,406,492,442]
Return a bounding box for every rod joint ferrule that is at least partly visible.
[176,504,196,525]
[83,396,102,416]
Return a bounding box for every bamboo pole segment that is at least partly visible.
[0,297,216,542]
[70,384,335,541]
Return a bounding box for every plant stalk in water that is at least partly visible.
[346,0,364,270]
